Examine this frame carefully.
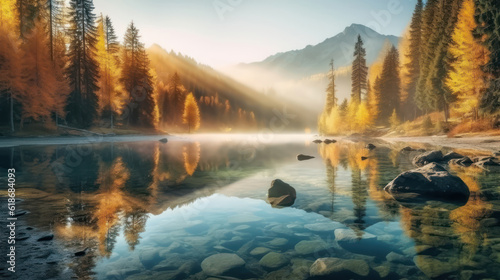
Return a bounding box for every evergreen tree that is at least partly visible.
[415,0,440,111]
[474,0,500,115]
[378,46,401,124]
[402,0,424,120]
[325,59,337,112]
[65,0,100,128]
[427,0,462,122]
[16,0,41,39]
[46,0,64,61]
[351,35,368,103]
[121,21,156,127]
[416,0,463,120]
[168,71,186,125]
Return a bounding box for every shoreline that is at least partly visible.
[0,133,499,151]
[379,135,500,152]
[0,134,173,148]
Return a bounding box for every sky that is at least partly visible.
[93,0,418,69]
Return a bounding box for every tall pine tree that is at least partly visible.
[121,22,156,127]
[325,59,337,113]
[65,0,100,128]
[415,0,439,112]
[377,46,401,124]
[351,35,368,103]
[402,0,423,120]
[474,0,500,115]
[427,0,463,122]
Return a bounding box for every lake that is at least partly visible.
[1,134,499,279]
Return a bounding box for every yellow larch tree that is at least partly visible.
[182,92,201,133]
[446,0,489,120]
[19,19,58,127]
[95,15,123,128]
[356,101,372,132]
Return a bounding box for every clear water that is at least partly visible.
[1,135,499,279]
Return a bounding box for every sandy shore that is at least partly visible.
[381,135,500,152]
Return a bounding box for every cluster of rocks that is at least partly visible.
[411,149,500,169]
[384,162,470,204]
[312,139,337,144]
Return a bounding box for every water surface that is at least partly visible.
[1,135,499,279]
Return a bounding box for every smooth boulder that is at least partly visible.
[324,139,337,144]
[313,139,323,144]
[268,179,296,207]
[297,154,315,161]
[259,252,289,269]
[310,258,370,278]
[159,138,168,143]
[412,150,443,166]
[442,152,464,162]
[200,253,245,276]
[384,163,470,203]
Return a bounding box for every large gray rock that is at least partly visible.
[310,258,370,277]
[268,179,296,207]
[413,150,444,166]
[442,152,465,162]
[294,240,332,255]
[259,252,289,269]
[200,253,245,276]
[384,163,470,203]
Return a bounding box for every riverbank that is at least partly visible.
[380,135,500,152]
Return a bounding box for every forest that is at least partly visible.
[319,0,500,136]
[0,0,274,134]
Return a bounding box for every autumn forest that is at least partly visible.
[0,0,270,134]
[0,0,499,136]
[319,0,500,136]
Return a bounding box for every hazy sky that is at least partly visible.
[93,0,418,68]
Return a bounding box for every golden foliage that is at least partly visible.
[446,0,489,118]
[182,92,201,132]
[95,18,125,120]
[183,142,201,175]
[0,0,18,31]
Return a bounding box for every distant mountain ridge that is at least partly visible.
[245,23,400,78]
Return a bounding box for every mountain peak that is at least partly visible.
[343,23,377,37]
[246,23,400,78]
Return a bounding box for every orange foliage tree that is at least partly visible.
[182,92,201,133]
